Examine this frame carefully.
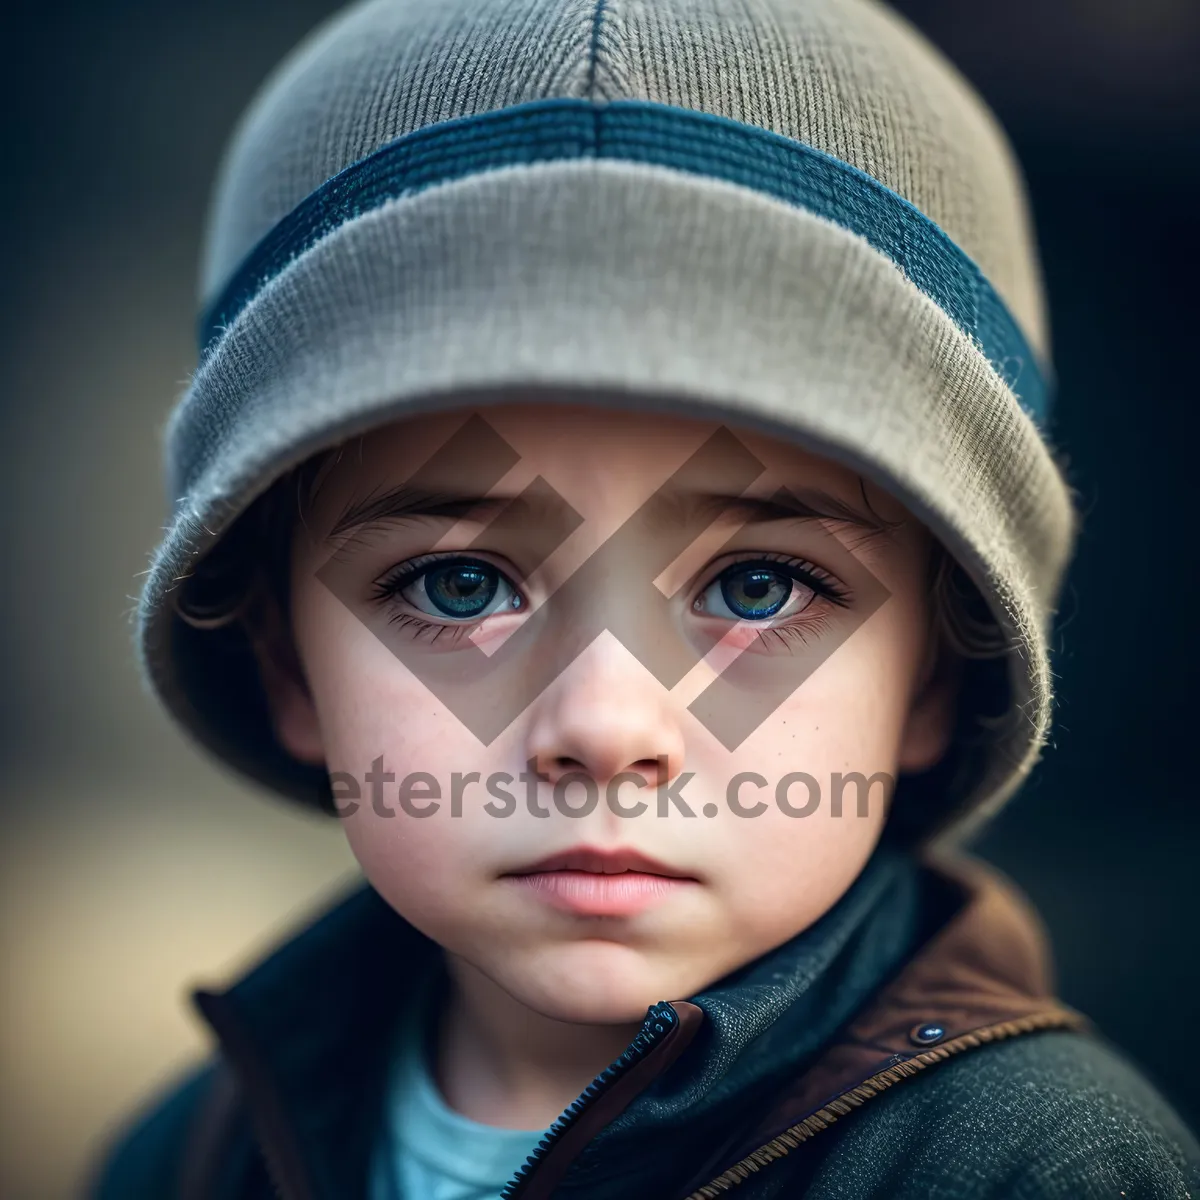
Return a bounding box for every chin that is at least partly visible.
[500,941,693,1026]
[520,985,666,1028]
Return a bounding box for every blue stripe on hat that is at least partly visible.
[198,97,1049,424]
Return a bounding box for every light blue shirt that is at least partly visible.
[370,988,548,1200]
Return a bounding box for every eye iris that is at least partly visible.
[721,567,790,620]
[425,564,498,617]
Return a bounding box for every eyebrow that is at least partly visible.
[667,488,901,538]
[327,483,900,540]
[329,487,510,537]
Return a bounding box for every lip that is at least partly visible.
[511,845,695,878]
[501,844,700,917]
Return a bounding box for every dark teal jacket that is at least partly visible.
[90,848,1200,1199]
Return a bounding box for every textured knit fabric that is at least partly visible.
[91,1037,1200,1199]
[734,1033,1200,1199]
[136,0,1079,838]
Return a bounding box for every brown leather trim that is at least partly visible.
[514,1000,706,1200]
[677,854,1090,1198]
[176,1061,242,1200]
[757,855,1075,1136]
[682,1007,1086,1199]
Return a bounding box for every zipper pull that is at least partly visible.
[502,1000,704,1200]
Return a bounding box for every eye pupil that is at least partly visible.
[426,564,498,616]
[721,567,790,620]
[741,572,773,600]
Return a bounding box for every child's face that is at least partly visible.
[267,400,954,1024]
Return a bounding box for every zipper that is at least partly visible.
[501,999,701,1200]
[681,1008,1084,1200]
[190,987,700,1200]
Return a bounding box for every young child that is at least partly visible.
[94,0,1200,1197]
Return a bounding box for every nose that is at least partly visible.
[523,632,686,789]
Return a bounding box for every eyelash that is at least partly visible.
[369,551,854,646]
[700,551,852,607]
[694,552,853,650]
[369,554,514,645]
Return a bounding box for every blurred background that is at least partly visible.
[2,0,1198,1195]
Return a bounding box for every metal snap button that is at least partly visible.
[909,1022,946,1047]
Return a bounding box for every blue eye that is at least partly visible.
[420,563,499,617]
[720,566,794,619]
[382,557,523,621]
[695,560,831,622]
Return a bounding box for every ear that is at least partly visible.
[896,634,962,774]
[249,597,327,767]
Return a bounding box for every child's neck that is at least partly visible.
[433,954,644,1130]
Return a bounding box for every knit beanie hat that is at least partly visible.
[137,0,1077,842]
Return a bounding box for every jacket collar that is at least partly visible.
[189,848,1074,1200]
[193,886,436,1199]
[674,854,1085,1197]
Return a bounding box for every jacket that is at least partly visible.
[90,848,1200,1199]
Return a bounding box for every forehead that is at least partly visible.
[312,394,895,516]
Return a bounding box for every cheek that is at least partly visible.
[718,600,922,784]
[685,602,921,935]
[707,795,882,933]
[339,807,469,936]
[291,583,489,922]
[294,575,478,757]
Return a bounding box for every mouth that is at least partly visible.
[500,844,700,917]
[509,845,696,878]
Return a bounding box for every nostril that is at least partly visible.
[630,758,664,786]
[537,756,667,786]
[536,755,586,782]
